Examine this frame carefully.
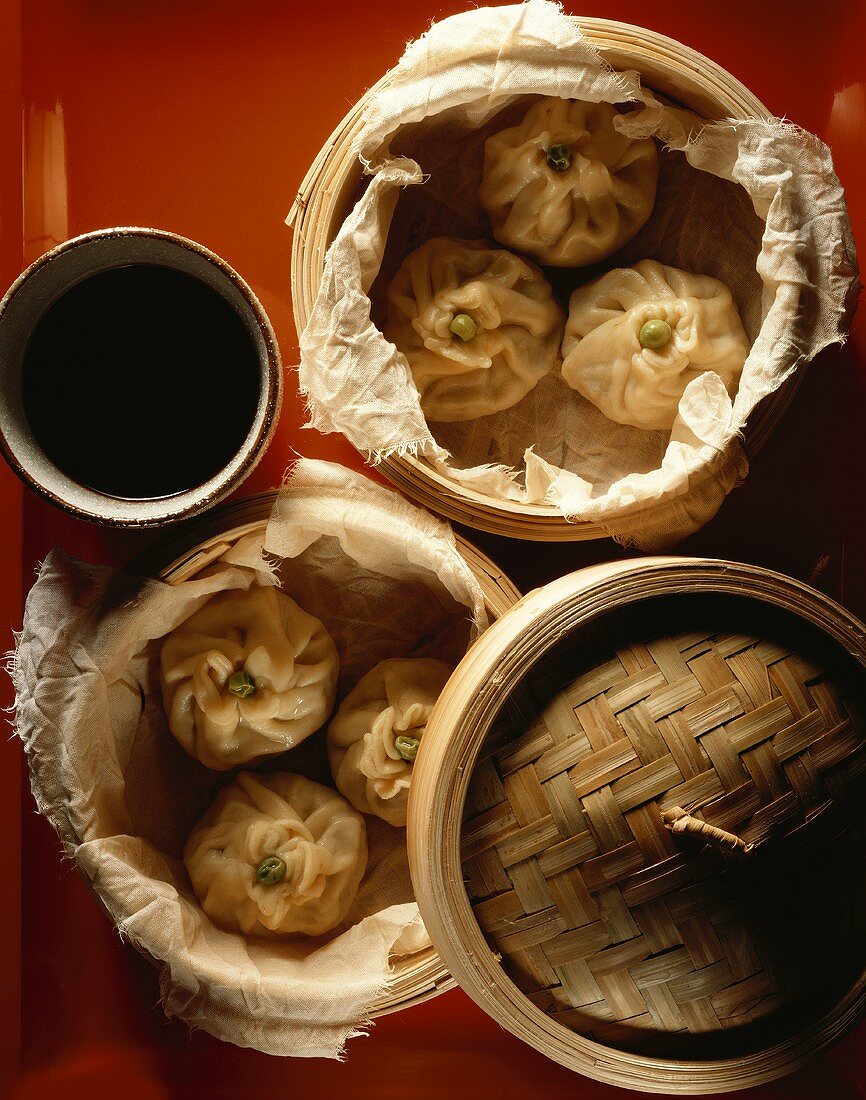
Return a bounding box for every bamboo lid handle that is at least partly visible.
[662,806,755,855]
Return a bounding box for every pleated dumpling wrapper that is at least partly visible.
[384,237,564,422]
[184,772,367,937]
[160,585,339,771]
[327,658,453,827]
[561,259,751,431]
[479,97,659,267]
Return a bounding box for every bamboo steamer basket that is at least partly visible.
[129,490,521,1018]
[288,19,794,542]
[407,557,866,1092]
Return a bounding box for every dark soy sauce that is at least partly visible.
[22,264,260,499]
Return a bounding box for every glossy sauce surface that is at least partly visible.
[22,264,260,499]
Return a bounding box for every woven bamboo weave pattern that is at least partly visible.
[461,624,866,1056]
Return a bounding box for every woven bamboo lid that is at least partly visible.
[408,558,866,1093]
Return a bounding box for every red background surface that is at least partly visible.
[1,1,865,1097]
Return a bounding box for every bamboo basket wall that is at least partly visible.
[288,19,793,542]
[130,490,521,1018]
[407,558,866,1092]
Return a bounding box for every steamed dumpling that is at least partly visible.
[561,260,750,431]
[384,237,564,422]
[184,772,367,937]
[160,585,339,771]
[479,97,659,267]
[327,658,453,827]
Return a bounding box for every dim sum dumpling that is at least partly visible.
[384,237,564,422]
[327,658,453,827]
[184,772,367,937]
[160,585,339,771]
[479,97,659,267]
[561,260,750,431]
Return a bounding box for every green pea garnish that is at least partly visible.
[638,319,673,350]
[395,735,421,763]
[256,855,287,886]
[227,670,256,698]
[546,144,572,172]
[449,313,477,342]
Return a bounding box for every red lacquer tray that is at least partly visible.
[1,2,865,1098]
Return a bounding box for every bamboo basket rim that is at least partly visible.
[128,488,521,605]
[288,16,804,543]
[127,488,521,1019]
[407,557,866,1091]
